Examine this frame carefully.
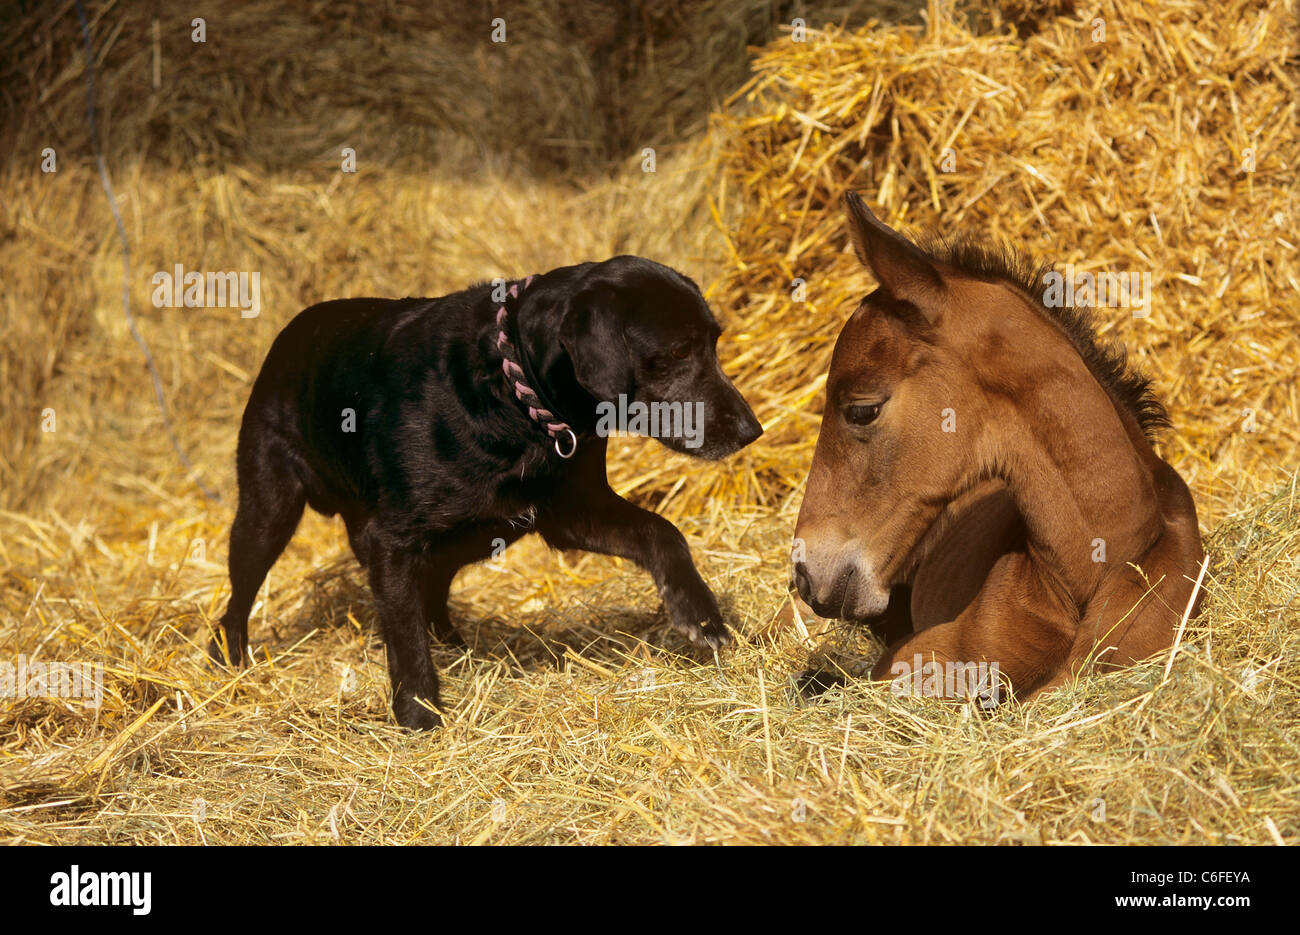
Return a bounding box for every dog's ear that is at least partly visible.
[559,284,632,400]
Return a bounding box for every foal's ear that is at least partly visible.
[559,284,632,401]
[844,191,945,320]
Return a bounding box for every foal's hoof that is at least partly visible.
[394,697,443,731]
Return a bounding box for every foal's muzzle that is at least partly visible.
[792,546,889,620]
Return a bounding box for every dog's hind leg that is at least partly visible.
[418,522,527,647]
[343,510,373,569]
[210,437,307,666]
[418,566,466,648]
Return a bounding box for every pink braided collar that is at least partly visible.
[495,275,578,458]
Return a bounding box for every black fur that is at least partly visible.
[211,255,762,729]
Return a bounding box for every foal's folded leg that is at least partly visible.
[870,606,1073,704]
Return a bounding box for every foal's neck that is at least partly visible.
[983,317,1162,609]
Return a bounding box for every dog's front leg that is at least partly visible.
[368,545,442,729]
[538,488,731,649]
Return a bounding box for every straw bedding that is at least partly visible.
[0,0,1295,844]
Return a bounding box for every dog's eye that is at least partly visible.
[670,344,691,360]
[845,401,884,426]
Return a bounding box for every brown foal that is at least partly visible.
[792,193,1204,702]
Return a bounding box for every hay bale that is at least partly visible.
[0,0,909,516]
[707,0,1299,527]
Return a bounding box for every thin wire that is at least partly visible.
[74,0,220,503]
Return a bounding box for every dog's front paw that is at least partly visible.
[681,614,732,650]
[666,589,733,650]
[207,624,248,668]
[394,692,443,731]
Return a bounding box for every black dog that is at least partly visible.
[211,256,762,728]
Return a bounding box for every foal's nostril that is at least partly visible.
[792,561,812,601]
[793,560,858,620]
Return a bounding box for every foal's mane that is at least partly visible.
[919,233,1171,440]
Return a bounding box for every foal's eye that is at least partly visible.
[670,344,691,360]
[845,402,884,426]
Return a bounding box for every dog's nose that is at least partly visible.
[737,410,763,447]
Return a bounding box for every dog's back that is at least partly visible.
[240,292,487,515]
